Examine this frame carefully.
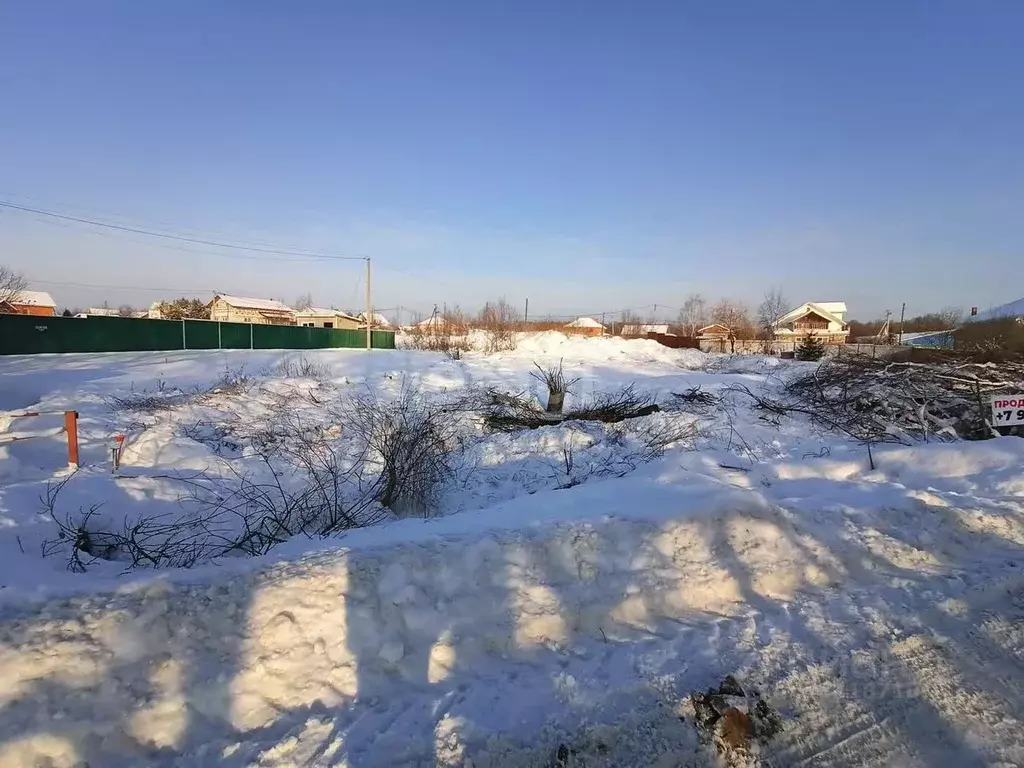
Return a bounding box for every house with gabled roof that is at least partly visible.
[208,294,295,325]
[563,316,605,336]
[0,290,57,317]
[774,301,849,342]
[294,306,361,329]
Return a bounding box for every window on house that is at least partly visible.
[302,322,314,327]
[323,322,333,329]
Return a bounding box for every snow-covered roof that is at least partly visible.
[814,301,847,317]
[358,312,392,327]
[85,307,120,317]
[777,301,847,327]
[295,306,358,319]
[11,290,56,307]
[697,323,731,333]
[417,315,448,327]
[212,294,293,313]
[622,323,669,335]
[564,316,605,329]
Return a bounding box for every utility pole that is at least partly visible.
[524,297,529,325]
[898,302,906,346]
[365,257,372,351]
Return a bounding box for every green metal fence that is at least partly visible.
[0,314,396,355]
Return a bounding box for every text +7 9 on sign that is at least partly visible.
[991,396,1024,427]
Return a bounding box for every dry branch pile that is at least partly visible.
[668,386,721,416]
[484,382,660,431]
[736,354,1024,443]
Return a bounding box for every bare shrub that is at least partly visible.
[109,366,255,412]
[271,355,332,381]
[478,298,520,353]
[956,318,1024,356]
[178,423,386,553]
[404,307,472,358]
[206,365,256,395]
[529,359,581,413]
[521,319,569,332]
[41,474,231,570]
[109,380,191,412]
[47,384,466,571]
[338,383,463,517]
[179,420,242,455]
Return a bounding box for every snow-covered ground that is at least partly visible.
[1,333,1023,766]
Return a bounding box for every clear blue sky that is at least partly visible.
[1,1,1022,320]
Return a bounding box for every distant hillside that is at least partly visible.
[973,296,1024,322]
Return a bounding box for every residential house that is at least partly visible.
[295,307,361,329]
[357,311,392,329]
[208,294,295,325]
[697,323,732,339]
[0,290,57,316]
[563,317,605,337]
[774,301,849,343]
[416,315,449,331]
[697,323,734,352]
[621,323,670,337]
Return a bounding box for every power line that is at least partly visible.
[17,209,361,264]
[0,191,338,250]
[28,278,213,293]
[0,200,367,261]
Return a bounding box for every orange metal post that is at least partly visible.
[64,411,79,466]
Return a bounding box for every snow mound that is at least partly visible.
[512,331,691,367]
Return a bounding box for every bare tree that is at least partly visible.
[0,265,27,306]
[677,293,707,337]
[293,293,314,311]
[619,310,643,336]
[478,297,521,353]
[711,299,752,338]
[117,304,137,318]
[939,306,963,329]
[756,289,789,348]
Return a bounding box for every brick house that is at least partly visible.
[0,290,57,316]
[563,317,605,337]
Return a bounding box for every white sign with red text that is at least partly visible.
[991,395,1024,427]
